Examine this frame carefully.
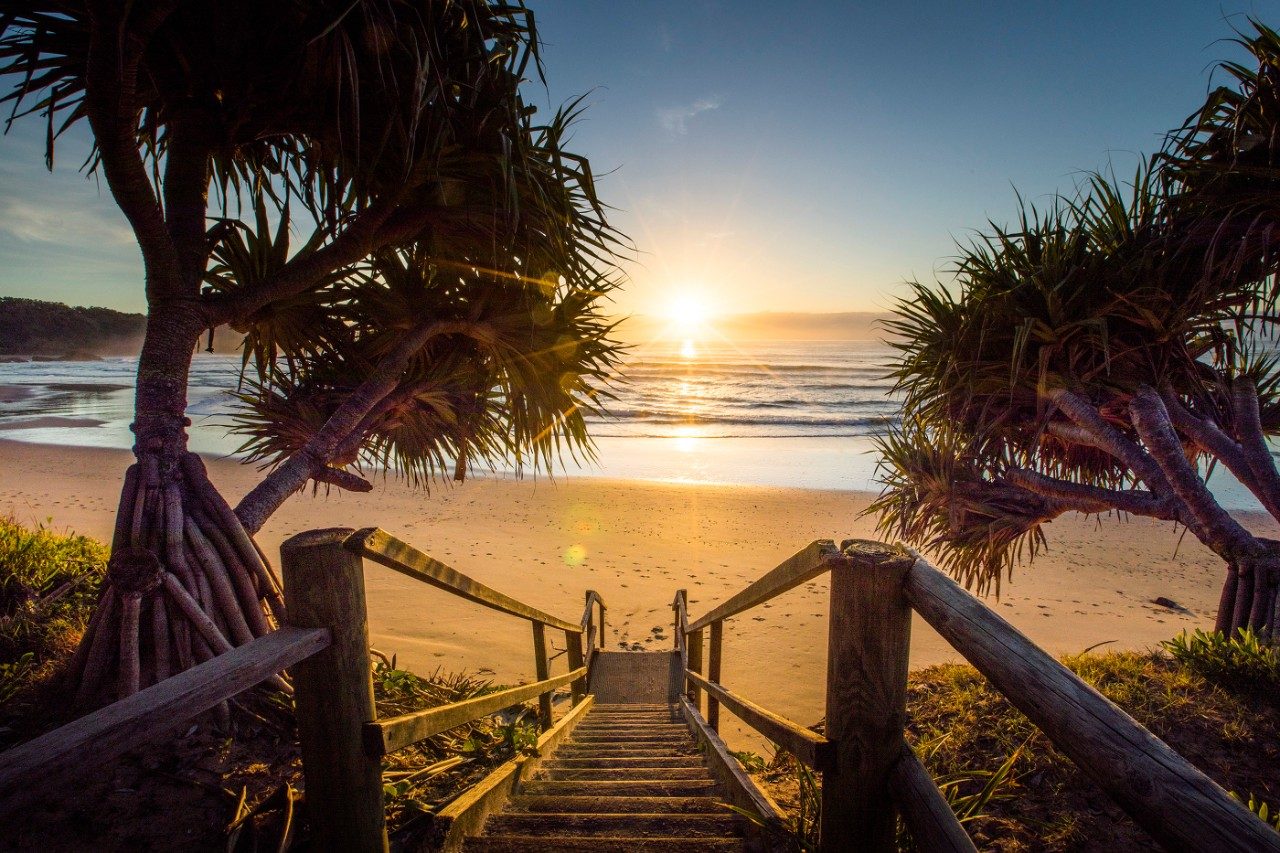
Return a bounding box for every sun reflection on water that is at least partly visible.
[673,424,703,454]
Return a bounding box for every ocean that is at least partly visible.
[0,339,1266,507]
[0,340,895,492]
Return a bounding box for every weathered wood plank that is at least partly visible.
[430,696,595,853]
[905,554,1280,853]
[532,622,552,731]
[687,540,843,633]
[282,528,388,853]
[0,626,328,816]
[686,628,704,707]
[581,590,606,653]
[367,667,587,756]
[685,670,833,771]
[706,620,723,731]
[672,589,689,675]
[822,539,914,852]
[565,628,585,705]
[345,528,581,633]
[888,742,976,853]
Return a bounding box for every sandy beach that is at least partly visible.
[1,437,1267,751]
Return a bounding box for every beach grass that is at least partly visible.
[0,518,554,848]
[748,647,1280,851]
[0,515,105,713]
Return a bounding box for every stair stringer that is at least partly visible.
[678,696,789,851]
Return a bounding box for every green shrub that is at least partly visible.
[0,517,106,702]
[370,656,544,827]
[1232,792,1280,832]
[1162,628,1280,695]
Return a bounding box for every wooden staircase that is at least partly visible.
[463,652,750,851]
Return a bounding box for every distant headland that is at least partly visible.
[0,297,146,359]
[0,297,250,360]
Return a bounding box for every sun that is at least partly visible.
[664,293,713,336]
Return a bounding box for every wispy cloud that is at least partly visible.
[657,96,722,135]
[0,197,135,247]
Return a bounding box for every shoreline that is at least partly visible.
[1,437,1268,751]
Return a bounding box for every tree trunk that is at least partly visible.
[69,308,287,708]
[72,20,290,708]
[1216,545,1280,639]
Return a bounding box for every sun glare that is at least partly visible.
[666,293,712,336]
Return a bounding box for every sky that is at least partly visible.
[0,1,1277,319]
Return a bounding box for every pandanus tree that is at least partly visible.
[0,1,624,706]
[871,22,1280,637]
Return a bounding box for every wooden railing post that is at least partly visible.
[281,528,388,853]
[821,540,914,853]
[565,628,585,705]
[532,622,552,730]
[687,627,704,707]
[707,620,723,731]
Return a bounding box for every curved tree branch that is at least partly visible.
[1129,386,1260,559]
[1046,421,1110,451]
[1161,387,1280,519]
[162,110,215,297]
[1229,377,1280,518]
[1047,388,1175,492]
[1005,468,1182,521]
[83,4,183,302]
[234,320,493,532]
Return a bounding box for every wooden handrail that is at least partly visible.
[286,527,593,852]
[365,667,588,756]
[685,671,834,771]
[903,554,1280,852]
[888,742,976,853]
[673,536,1280,852]
[581,590,606,653]
[672,588,690,672]
[345,527,582,633]
[686,540,846,633]
[0,626,329,817]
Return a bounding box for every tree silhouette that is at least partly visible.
[872,22,1280,636]
[0,0,625,705]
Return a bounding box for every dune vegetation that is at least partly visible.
[744,639,1280,851]
[0,518,549,849]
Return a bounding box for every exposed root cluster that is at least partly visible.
[67,452,288,708]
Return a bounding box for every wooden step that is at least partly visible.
[556,742,698,754]
[582,716,677,722]
[567,741,695,749]
[570,722,691,737]
[572,724,690,734]
[542,755,706,769]
[576,717,686,722]
[463,835,745,852]
[555,742,701,758]
[570,732,691,737]
[482,813,742,837]
[552,754,701,764]
[509,795,727,814]
[536,766,713,782]
[521,779,722,796]
[568,736,694,747]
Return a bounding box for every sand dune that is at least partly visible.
[1,437,1266,751]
